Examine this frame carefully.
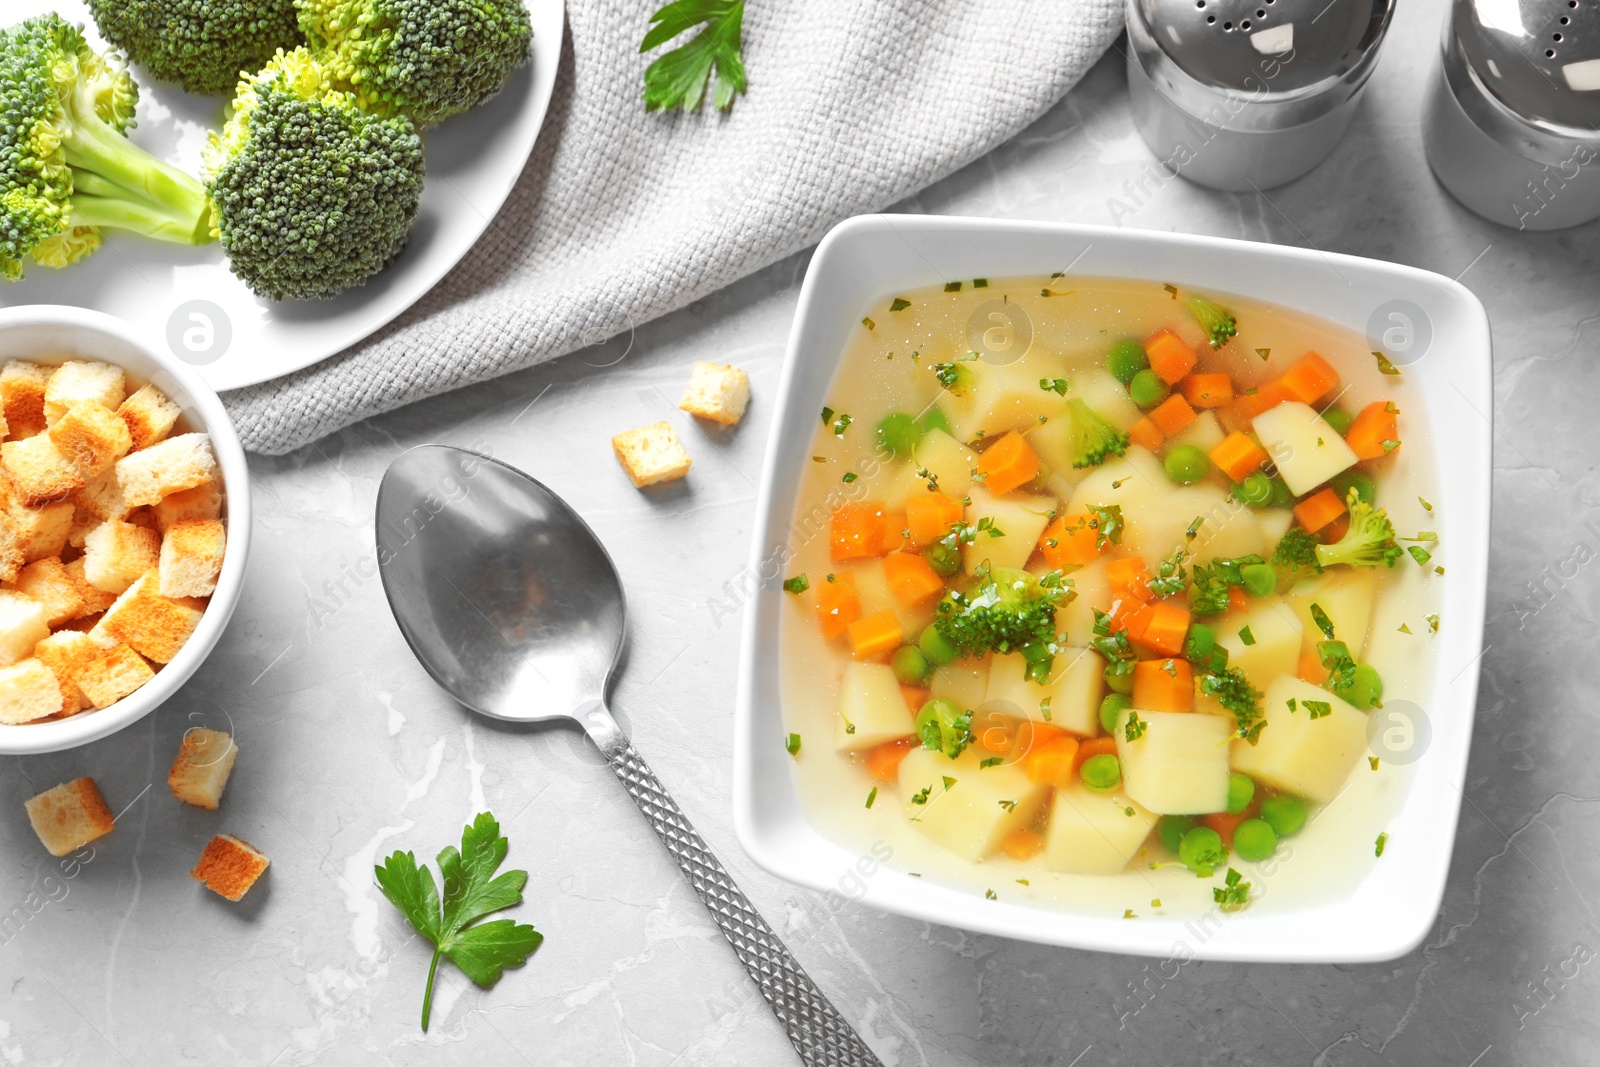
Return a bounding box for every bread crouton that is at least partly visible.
[9,499,73,564]
[17,558,88,626]
[1,434,86,505]
[116,383,182,452]
[34,631,113,715]
[168,728,237,810]
[115,433,216,508]
[92,570,204,663]
[611,421,692,488]
[0,361,49,439]
[0,658,65,723]
[44,361,124,424]
[153,480,222,532]
[0,590,50,666]
[678,362,751,426]
[83,520,161,594]
[48,403,131,479]
[76,643,154,709]
[190,834,268,901]
[64,558,116,616]
[0,522,24,586]
[25,777,113,856]
[158,519,224,598]
[77,471,128,523]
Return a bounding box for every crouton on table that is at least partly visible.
[25,777,114,856]
[678,362,751,426]
[190,834,268,901]
[169,728,237,810]
[611,422,692,488]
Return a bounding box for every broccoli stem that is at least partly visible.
[58,91,212,246]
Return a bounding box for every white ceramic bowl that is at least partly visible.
[734,215,1491,963]
[0,307,251,755]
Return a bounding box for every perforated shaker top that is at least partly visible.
[1453,0,1600,129]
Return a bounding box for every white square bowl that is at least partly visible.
[733,215,1491,963]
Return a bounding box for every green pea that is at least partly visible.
[917,624,958,666]
[1178,826,1227,877]
[1225,772,1255,815]
[1233,471,1274,508]
[1333,663,1384,709]
[1107,339,1149,385]
[1157,814,1197,854]
[1164,445,1210,485]
[1104,664,1134,695]
[1239,563,1276,598]
[1268,476,1295,509]
[1099,693,1132,734]
[922,540,961,577]
[891,645,931,686]
[876,413,921,458]
[1080,753,1122,792]
[1331,470,1376,506]
[1183,623,1215,664]
[1259,795,1308,837]
[1321,407,1354,435]
[917,407,951,436]
[1128,369,1170,409]
[1233,818,1278,862]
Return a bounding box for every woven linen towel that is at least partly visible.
[223,0,1125,454]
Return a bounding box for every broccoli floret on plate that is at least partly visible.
[86,0,303,97]
[0,14,213,280]
[202,47,425,301]
[298,0,533,126]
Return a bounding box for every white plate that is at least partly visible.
[734,215,1492,963]
[0,0,563,391]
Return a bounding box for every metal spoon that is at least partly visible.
[375,445,881,1067]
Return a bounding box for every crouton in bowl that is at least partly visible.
[0,307,250,754]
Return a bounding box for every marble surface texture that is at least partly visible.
[5,2,1599,1064]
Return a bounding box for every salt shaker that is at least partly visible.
[1124,0,1396,192]
[1423,0,1600,231]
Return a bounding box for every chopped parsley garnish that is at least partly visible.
[1419,496,1433,512]
[861,316,875,330]
[1373,351,1401,375]
[1375,832,1389,857]
[1398,623,1412,634]
[1039,377,1070,395]
[890,297,911,312]
[1089,504,1125,551]
[865,787,877,809]
[781,574,809,594]
[1309,603,1336,640]
[1039,697,1053,722]
[832,412,853,436]
[1238,625,1256,647]
[640,0,748,113]
[820,406,834,425]
[1426,613,1440,633]
[785,733,801,755]
[997,800,1017,813]
[973,278,989,288]
[910,786,931,805]
[1198,665,1264,743]
[1213,868,1251,911]
[944,281,962,292]
[979,757,1003,769]
[842,472,858,483]
[1190,555,1265,616]
[942,776,957,792]
[1303,699,1332,720]
[1148,550,1188,598]
[1124,711,1147,741]
[1408,546,1432,567]
[1369,756,1380,771]
[1255,347,1271,362]
[985,889,998,901]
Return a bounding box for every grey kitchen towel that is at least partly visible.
[223,0,1125,454]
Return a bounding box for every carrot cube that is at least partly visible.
[1026,735,1081,789]
[1037,513,1101,568]
[830,502,889,560]
[866,738,917,781]
[1001,828,1045,860]
[882,552,946,607]
[1131,601,1189,657]
[1227,585,1250,614]
[1293,487,1346,533]
[871,509,908,554]
[1217,381,1290,434]
[816,578,862,640]
[1148,394,1197,436]
[1132,658,1194,712]
[1072,735,1118,771]
[1144,329,1197,385]
[1106,556,1151,600]
[1278,352,1339,404]
[1127,417,1164,453]
[846,612,902,660]
[975,431,1040,495]
[1297,643,1329,685]
[1208,432,1270,482]
[1181,373,1234,409]
[904,493,963,547]
[1346,401,1399,460]
[900,685,929,711]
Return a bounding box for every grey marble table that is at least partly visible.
[5,2,1598,1064]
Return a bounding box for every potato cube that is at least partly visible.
[1216,598,1304,694]
[962,488,1054,574]
[77,643,155,709]
[1231,677,1368,804]
[25,777,114,856]
[0,658,64,723]
[1,434,85,505]
[159,518,225,598]
[1114,708,1232,814]
[117,383,182,451]
[168,728,238,810]
[946,360,1068,442]
[0,361,48,438]
[1252,402,1359,496]
[1166,410,1226,455]
[929,660,988,713]
[610,422,691,488]
[910,428,976,500]
[44,360,124,424]
[834,662,914,752]
[93,570,204,664]
[985,647,1104,735]
[190,834,269,901]
[897,747,1048,862]
[1043,784,1158,875]
[677,362,750,426]
[1286,570,1376,659]
[115,433,216,507]
[83,520,161,593]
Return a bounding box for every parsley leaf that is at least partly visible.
[640,0,747,113]
[1213,867,1251,911]
[375,813,543,1031]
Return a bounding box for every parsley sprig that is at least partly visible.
[375,813,544,1031]
[640,0,748,113]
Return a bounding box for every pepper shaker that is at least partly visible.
[1125,0,1396,192]
[1423,0,1600,231]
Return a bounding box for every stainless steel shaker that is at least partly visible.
[1125,0,1396,192]
[1423,0,1600,231]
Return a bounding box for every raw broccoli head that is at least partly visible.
[1068,398,1129,469]
[0,14,213,280]
[203,47,425,301]
[86,0,303,97]
[1315,492,1403,569]
[297,0,533,126]
[1184,296,1238,349]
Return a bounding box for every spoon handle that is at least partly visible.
[604,739,884,1066]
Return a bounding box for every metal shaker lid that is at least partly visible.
[1130,0,1392,94]
[1453,0,1600,130]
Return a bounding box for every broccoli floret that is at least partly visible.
[1271,527,1323,577]
[86,0,302,97]
[0,14,213,280]
[298,0,533,126]
[202,48,425,300]
[934,568,1070,678]
[1315,493,1403,569]
[1068,398,1129,469]
[1184,296,1237,349]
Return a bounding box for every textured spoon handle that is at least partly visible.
[607,742,883,1067]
